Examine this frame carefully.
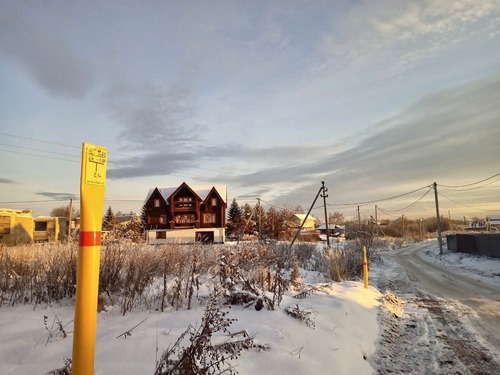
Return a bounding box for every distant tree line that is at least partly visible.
[226,198,305,241]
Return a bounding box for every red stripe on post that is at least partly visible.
[79,231,102,246]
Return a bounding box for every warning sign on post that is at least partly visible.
[84,144,107,186]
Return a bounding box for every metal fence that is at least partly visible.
[446,233,500,258]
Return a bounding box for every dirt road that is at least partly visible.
[372,241,500,374]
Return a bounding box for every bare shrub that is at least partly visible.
[155,290,245,375]
[0,244,77,306]
[218,244,289,311]
[156,245,184,312]
[120,247,158,315]
[99,242,127,303]
[43,310,71,346]
[322,248,363,282]
[285,304,316,329]
[44,358,72,375]
[289,257,301,291]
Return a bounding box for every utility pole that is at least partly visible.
[68,198,73,242]
[357,206,361,231]
[321,181,330,248]
[289,183,325,249]
[433,182,443,254]
[257,198,262,243]
[375,205,379,238]
[401,214,404,238]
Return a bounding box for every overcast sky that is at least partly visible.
[1,0,499,220]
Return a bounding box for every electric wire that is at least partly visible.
[259,199,288,211]
[376,206,401,218]
[1,133,499,215]
[438,171,500,189]
[0,149,80,163]
[326,184,432,207]
[0,132,231,175]
[439,177,500,192]
[438,192,492,213]
[377,187,433,213]
[0,143,80,159]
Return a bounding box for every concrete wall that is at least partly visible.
[148,227,225,245]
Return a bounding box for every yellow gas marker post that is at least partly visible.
[72,143,107,375]
[363,246,369,289]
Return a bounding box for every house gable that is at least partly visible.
[145,188,169,229]
[200,187,227,228]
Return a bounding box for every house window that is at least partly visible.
[176,196,194,208]
[156,231,166,239]
[174,214,195,225]
[35,221,47,231]
[211,197,217,206]
[149,216,160,224]
[154,199,160,207]
[159,215,166,224]
[204,213,216,224]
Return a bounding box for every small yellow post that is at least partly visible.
[72,143,107,375]
[363,246,369,289]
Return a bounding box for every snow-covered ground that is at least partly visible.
[0,240,498,374]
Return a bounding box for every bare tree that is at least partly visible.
[50,204,78,218]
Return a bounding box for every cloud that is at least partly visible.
[222,74,500,208]
[107,144,241,179]
[104,82,201,150]
[319,0,500,74]
[0,178,15,184]
[36,192,78,201]
[0,5,93,99]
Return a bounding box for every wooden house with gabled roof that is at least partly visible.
[144,182,227,244]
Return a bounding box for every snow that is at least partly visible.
[1,240,499,374]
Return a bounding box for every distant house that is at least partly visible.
[144,182,227,244]
[0,208,34,245]
[115,211,137,224]
[33,216,68,243]
[291,214,316,232]
[317,224,345,240]
[0,209,68,244]
[486,215,500,231]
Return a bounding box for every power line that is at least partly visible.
[0,135,224,177]
[259,199,288,211]
[439,177,500,192]
[0,132,80,149]
[437,192,493,213]
[377,187,433,213]
[0,149,80,163]
[439,171,500,189]
[0,132,131,159]
[0,143,80,159]
[376,206,401,218]
[326,184,432,207]
[0,199,72,204]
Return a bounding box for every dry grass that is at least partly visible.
[0,240,367,312]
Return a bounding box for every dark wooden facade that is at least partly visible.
[145,182,226,232]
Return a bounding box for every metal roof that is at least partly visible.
[144,184,227,205]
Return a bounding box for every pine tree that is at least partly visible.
[226,198,245,236]
[227,198,242,221]
[140,205,148,234]
[102,206,116,231]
